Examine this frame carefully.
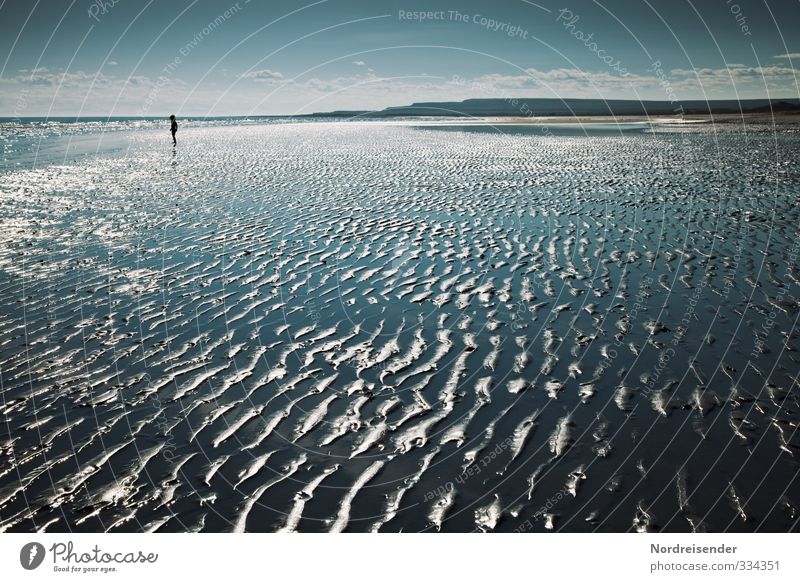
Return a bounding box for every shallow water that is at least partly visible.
[412,121,652,136]
[0,121,799,533]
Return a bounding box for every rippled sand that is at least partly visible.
[1,121,799,532]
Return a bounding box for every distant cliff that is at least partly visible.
[309,98,800,118]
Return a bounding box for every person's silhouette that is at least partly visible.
[170,114,178,145]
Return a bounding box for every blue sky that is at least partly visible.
[1,0,798,116]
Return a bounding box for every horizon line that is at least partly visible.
[3,94,800,120]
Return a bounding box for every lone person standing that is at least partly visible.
[170,114,178,145]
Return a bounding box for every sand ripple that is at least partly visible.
[0,122,799,532]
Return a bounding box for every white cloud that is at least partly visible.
[773,53,800,59]
[461,68,661,99]
[352,60,366,66]
[13,67,157,89]
[0,68,188,116]
[668,65,800,96]
[2,63,797,116]
[238,69,284,82]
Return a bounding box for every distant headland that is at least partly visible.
[307,97,800,119]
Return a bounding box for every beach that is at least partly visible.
[1,119,799,533]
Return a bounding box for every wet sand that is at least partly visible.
[0,120,799,532]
